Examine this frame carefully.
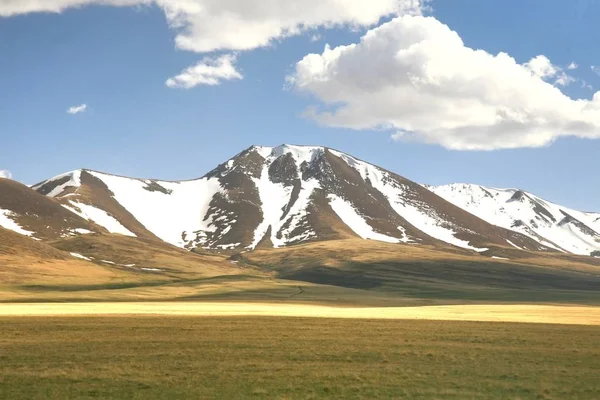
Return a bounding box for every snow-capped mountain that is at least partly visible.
[429,183,600,256]
[27,145,549,254]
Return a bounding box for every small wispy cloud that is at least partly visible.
[0,170,12,179]
[555,72,576,87]
[166,54,242,89]
[567,62,578,70]
[581,80,594,91]
[524,56,576,87]
[67,104,87,115]
[310,34,322,42]
[592,66,600,76]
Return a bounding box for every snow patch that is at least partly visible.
[70,253,91,261]
[87,171,222,247]
[64,201,135,237]
[328,195,400,243]
[71,228,93,235]
[278,179,320,244]
[0,209,36,237]
[215,243,241,250]
[506,240,522,250]
[250,164,294,248]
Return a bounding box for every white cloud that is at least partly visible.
[568,62,578,70]
[592,66,600,76]
[166,54,242,88]
[67,104,87,114]
[524,55,558,79]
[0,170,12,179]
[310,34,323,43]
[0,1,424,52]
[0,1,425,88]
[289,16,600,150]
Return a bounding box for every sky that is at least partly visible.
[1,0,600,211]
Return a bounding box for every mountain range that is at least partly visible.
[0,144,595,256]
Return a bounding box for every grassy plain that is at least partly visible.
[4,237,600,305]
[1,316,599,399]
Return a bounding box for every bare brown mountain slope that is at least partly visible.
[0,178,101,240]
[0,227,131,286]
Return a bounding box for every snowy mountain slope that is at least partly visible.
[0,177,102,240]
[63,200,135,237]
[429,183,600,256]
[32,145,550,254]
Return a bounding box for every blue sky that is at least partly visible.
[1,0,600,211]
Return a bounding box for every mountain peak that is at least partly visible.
[31,169,83,197]
[249,144,327,162]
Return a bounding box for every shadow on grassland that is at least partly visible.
[277,259,600,304]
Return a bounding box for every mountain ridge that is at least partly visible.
[2,144,597,257]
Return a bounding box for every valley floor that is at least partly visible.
[1,316,599,399]
[1,302,600,325]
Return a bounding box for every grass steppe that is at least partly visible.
[1,317,599,399]
[4,236,600,305]
[243,239,600,305]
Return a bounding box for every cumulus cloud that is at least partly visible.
[1,1,425,87]
[0,170,12,179]
[568,62,578,70]
[166,54,242,88]
[289,16,600,150]
[0,0,424,52]
[67,104,87,114]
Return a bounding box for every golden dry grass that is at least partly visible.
[0,229,138,286]
[1,302,599,325]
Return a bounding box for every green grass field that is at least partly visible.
[1,317,599,399]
